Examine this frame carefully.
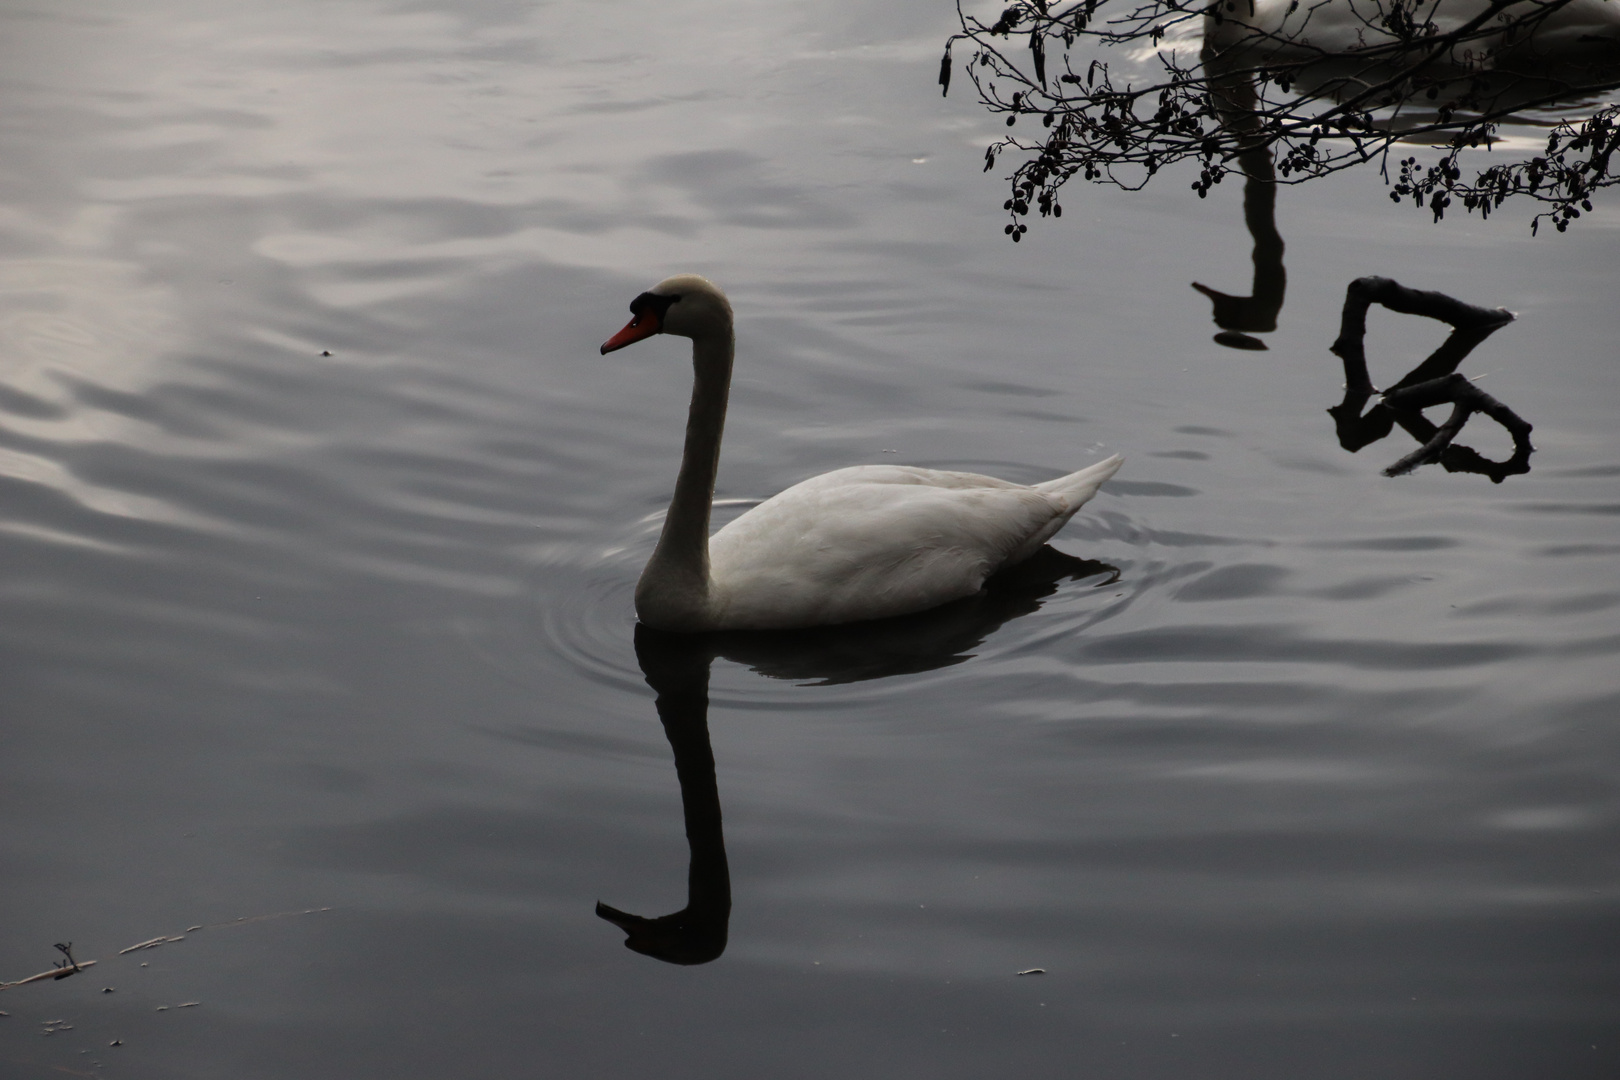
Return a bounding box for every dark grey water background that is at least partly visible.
[3,2,1617,1078]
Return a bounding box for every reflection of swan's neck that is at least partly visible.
[1191,54,1289,342]
[665,673,730,930]
[637,326,734,630]
[597,628,731,965]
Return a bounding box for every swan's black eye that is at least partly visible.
[629,292,680,325]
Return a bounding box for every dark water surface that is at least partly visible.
[3,2,1618,1078]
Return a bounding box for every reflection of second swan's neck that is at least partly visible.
[596,628,731,965]
[1192,55,1287,348]
[1192,152,1287,346]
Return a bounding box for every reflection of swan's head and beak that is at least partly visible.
[596,556,1118,965]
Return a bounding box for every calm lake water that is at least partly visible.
[3,2,1618,1078]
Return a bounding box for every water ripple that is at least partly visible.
[1077,624,1532,670]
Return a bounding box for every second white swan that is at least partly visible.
[600,275,1124,632]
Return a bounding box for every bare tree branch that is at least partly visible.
[945,0,1620,235]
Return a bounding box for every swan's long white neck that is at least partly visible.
[636,321,733,630]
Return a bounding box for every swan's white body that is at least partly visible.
[1205,0,1620,63]
[600,275,1123,633]
[704,460,1122,630]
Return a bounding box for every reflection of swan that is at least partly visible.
[1192,0,1616,349]
[1192,44,1289,349]
[596,628,730,965]
[1190,153,1286,350]
[596,551,1116,964]
[710,546,1119,684]
[600,275,1123,633]
[1206,0,1620,64]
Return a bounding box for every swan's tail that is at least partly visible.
[1035,453,1124,511]
[1003,454,1124,564]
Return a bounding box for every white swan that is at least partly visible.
[600,274,1124,633]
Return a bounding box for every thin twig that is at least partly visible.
[0,960,98,991]
[1,907,332,993]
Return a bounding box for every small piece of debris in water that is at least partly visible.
[1016,968,1046,976]
[102,987,115,993]
[109,1040,122,1047]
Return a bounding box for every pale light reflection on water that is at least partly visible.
[2,2,1617,1078]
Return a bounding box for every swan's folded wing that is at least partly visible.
[707,478,1065,628]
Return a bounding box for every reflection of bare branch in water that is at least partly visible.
[943,0,1620,235]
[1327,276,1533,480]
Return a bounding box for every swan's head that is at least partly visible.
[600,274,732,354]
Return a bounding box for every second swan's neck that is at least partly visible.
[636,324,734,630]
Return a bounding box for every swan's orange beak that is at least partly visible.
[600,312,660,354]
